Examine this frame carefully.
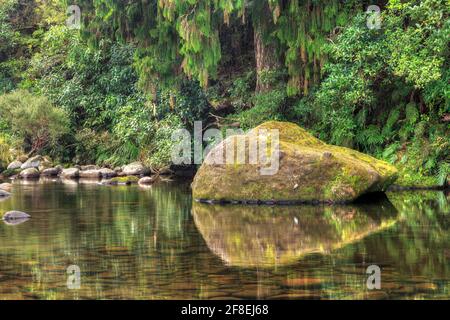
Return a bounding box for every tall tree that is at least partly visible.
[77,0,369,96]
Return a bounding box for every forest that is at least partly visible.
[0,0,448,187]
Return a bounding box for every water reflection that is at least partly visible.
[192,196,399,267]
[0,180,448,300]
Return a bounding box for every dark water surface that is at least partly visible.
[0,179,448,300]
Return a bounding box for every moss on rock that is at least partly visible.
[0,168,21,178]
[110,176,139,185]
[192,121,398,203]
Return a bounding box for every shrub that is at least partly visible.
[0,90,70,155]
[0,135,12,170]
[157,79,210,128]
[146,114,184,170]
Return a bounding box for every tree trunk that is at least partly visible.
[253,3,281,93]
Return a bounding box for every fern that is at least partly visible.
[405,102,419,125]
[382,107,400,138]
[382,143,400,164]
[357,125,384,148]
[436,162,449,186]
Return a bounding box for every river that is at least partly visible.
[0,179,448,299]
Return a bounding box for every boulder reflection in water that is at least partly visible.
[192,196,398,268]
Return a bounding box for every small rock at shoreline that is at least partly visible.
[138,176,158,186]
[20,155,43,170]
[7,160,22,170]
[41,167,61,177]
[123,162,150,176]
[61,168,80,179]
[19,168,40,179]
[2,211,31,225]
[79,169,102,179]
[99,168,117,178]
[2,210,31,220]
[81,165,100,171]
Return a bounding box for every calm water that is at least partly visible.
[0,179,448,300]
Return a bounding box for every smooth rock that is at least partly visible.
[19,168,40,179]
[61,168,80,179]
[41,167,61,177]
[7,160,22,170]
[20,155,43,170]
[79,169,102,179]
[123,162,150,176]
[138,176,158,186]
[192,121,398,203]
[81,165,100,171]
[2,211,31,221]
[2,211,31,225]
[99,168,117,178]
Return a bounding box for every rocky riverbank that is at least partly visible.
[0,156,192,187]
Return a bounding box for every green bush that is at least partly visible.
[157,79,210,128]
[0,135,13,170]
[146,114,184,170]
[0,90,70,155]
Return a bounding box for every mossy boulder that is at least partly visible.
[19,168,40,179]
[192,121,398,203]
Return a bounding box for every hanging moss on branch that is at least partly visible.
[78,0,367,95]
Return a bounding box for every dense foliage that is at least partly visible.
[0,0,448,184]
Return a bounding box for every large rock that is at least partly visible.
[123,162,150,176]
[192,121,398,203]
[19,168,40,179]
[61,168,80,179]
[20,155,43,170]
[7,160,22,170]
